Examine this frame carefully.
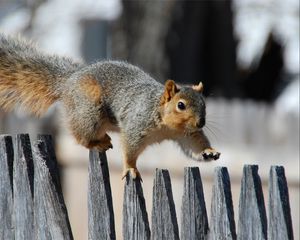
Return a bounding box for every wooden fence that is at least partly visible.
[0,134,294,240]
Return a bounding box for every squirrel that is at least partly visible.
[0,34,220,179]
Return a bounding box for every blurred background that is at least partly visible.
[0,0,299,239]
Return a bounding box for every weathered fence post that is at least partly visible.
[151,169,179,240]
[33,135,73,239]
[88,150,116,240]
[268,166,294,240]
[181,167,208,240]
[123,174,150,240]
[209,167,236,240]
[13,134,34,240]
[237,165,267,240]
[0,135,14,239]
[0,132,296,240]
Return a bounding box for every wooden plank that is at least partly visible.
[33,135,73,240]
[237,165,267,240]
[209,167,236,240]
[268,166,294,240]
[151,169,179,240]
[13,134,34,240]
[181,167,208,240]
[88,150,116,240]
[123,174,150,240]
[0,135,14,239]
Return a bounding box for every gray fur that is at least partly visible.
[62,61,165,150]
[0,34,220,173]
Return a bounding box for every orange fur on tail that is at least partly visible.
[0,34,81,116]
[0,66,59,116]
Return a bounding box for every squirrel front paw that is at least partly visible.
[122,167,142,180]
[202,148,220,161]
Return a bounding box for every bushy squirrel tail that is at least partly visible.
[0,34,82,116]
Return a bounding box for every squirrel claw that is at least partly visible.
[122,168,142,181]
[202,148,221,161]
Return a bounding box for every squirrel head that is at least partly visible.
[160,80,206,133]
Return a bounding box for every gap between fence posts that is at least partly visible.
[88,150,116,240]
[123,174,150,240]
[269,166,294,240]
[33,135,73,240]
[0,135,14,239]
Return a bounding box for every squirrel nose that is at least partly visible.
[196,118,205,128]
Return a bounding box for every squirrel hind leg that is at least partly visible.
[66,107,113,151]
[64,74,114,151]
[75,132,113,152]
[87,134,113,152]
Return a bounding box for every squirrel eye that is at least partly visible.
[177,101,186,110]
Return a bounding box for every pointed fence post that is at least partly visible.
[209,167,236,240]
[13,134,34,240]
[33,135,73,239]
[181,167,208,240]
[0,135,14,239]
[268,166,294,240]
[88,150,116,240]
[151,169,179,240]
[237,165,267,240]
[123,174,150,240]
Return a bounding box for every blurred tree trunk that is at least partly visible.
[111,0,175,82]
[241,34,284,102]
[111,0,239,98]
[166,0,239,97]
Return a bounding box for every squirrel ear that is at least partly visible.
[192,81,204,93]
[162,80,179,103]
